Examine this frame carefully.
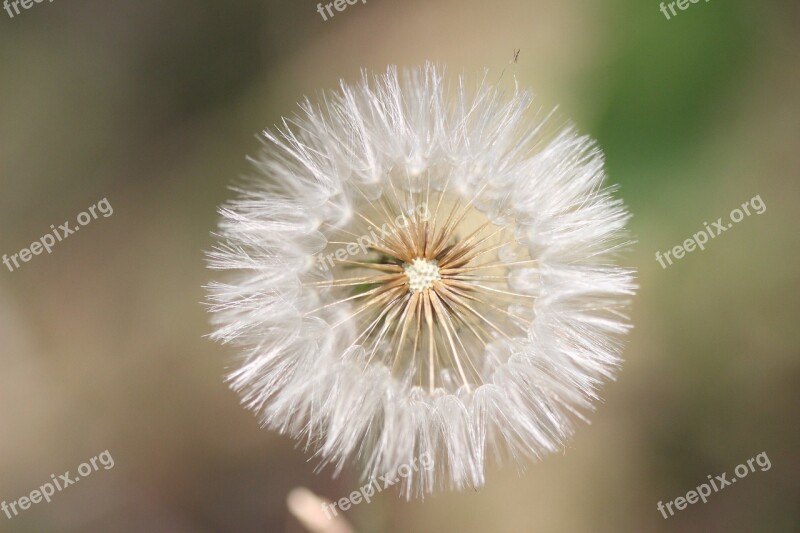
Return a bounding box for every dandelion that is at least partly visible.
[206,64,636,498]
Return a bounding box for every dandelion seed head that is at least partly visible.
[205,63,637,498]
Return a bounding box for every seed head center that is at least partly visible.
[404,258,441,293]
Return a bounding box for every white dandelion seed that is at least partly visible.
[206,64,636,498]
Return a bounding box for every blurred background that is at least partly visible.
[1,0,798,531]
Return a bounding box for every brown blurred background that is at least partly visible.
[1,0,798,531]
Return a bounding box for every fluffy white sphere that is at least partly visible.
[206,64,636,498]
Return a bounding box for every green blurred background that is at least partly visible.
[1,0,798,531]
